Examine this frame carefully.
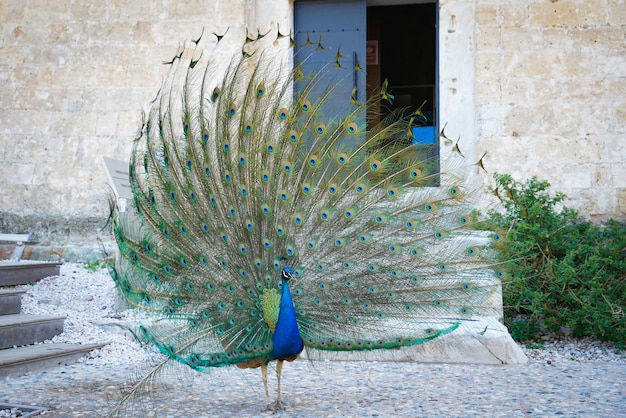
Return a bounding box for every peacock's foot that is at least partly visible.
[264,399,287,412]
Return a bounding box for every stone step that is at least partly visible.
[0,289,25,315]
[0,343,106,379]
[0,402,46,417]
[0,261,61,287]
[0,314,65,349]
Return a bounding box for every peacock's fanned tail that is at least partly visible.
[110,26,502,374]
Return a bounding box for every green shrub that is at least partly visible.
[481,173,626,345]
[84,260,106,272]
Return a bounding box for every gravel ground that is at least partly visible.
[1,263,625,417]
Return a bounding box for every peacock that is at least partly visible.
[108,25,502,413]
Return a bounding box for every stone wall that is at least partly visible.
[0,0,624,260]
[0,0,290,260]
[473,0,625,220]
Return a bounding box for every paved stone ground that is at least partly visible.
[1,357,625,417]
[2,263,624,417]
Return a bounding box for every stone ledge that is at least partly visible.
[304,318,528,365]
[0,343,106,379]
[0,261,62,286]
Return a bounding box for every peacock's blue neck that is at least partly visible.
[271,278,304,360]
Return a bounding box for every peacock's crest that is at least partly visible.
[107,24,503,414]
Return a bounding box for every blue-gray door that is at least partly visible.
[294,0,367,115]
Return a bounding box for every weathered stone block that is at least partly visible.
[167,0,214,20]
[118,1,168,21]
[500,27,543,51]
[571,188,618,218]
[596,54,626,78]
[605,78,626,100]
[615,102,626,133]
[130,21,158,45]
[532,135,602,166]
[70,1,114,21]
[96,113,119,137]
[0,110,51,135]
[569,27,626,52]
[608,0,626,22]
[116,111,143,139]
[0,134,7,159]
[555,164,593,189]
[529,1,608,27]
[48,23,71,44]
[527,79,563,105]
[548,102,613,137]
[598,135,626,163]
[504,104,548,136]
[500,80,530,105]
[612,163,626,188]
[0,163,35,185]
[95,65,128,86]
[562,79,604,101]
[49,111,97,137]
[475,4,499,27]
[475,51,501,77]
[525,49,596,79]
[0,0,26,21]
[477,104,507,137]
[501,3,529,27]
[479,136,531,168]
[3,23,48,46]
[617,189,626,214]
[84,22,136,45]
[476,26,500,50]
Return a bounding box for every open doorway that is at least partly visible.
[294,0,439,172]
[294,1,437,126]
[366,3,437,130]
[366,2,439,180]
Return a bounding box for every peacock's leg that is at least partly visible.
[261,363,269,402]
[276,359,284,406]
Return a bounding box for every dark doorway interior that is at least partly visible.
[367,3,437,127]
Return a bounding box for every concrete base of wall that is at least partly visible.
[0,212,111,262]
[0,244,106,263]
[304,317,527,365]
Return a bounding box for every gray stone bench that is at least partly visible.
[102,156,133,213]
[0,233,32,261]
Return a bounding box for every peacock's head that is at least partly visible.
[281,267,294,281]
